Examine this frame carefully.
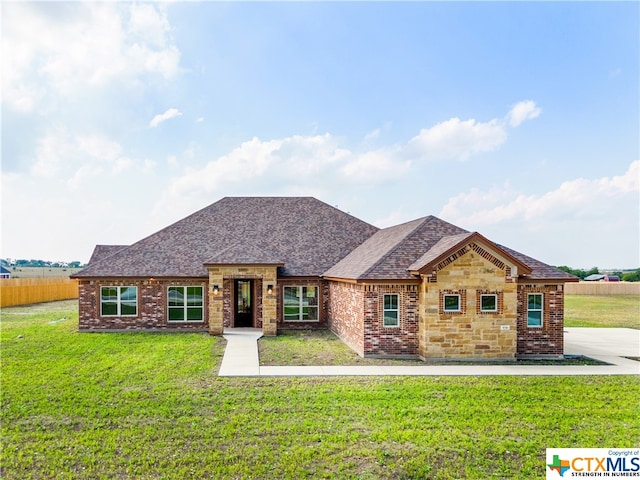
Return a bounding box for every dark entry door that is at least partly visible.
[234,280,253,327]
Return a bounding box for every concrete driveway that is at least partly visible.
[564,327,639,358]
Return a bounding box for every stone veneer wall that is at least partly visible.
[327,281,365,356]
[208,266,278,335]
[418,249,518,359]
[516,284,564,356]
[77,278,209,331]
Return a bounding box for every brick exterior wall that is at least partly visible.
[363,284,420,357]
[418,248,518,359]
[328,281,420,357]
[516,284,564,357]
[327,281,365,356]
[77,278,209,331]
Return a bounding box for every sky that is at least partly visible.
[1,1,638,269]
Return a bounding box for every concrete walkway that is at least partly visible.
[219,327,640,377]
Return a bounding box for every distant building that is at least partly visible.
[583,274,620,282]
[0,266,11,279]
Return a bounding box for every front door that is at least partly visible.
[234,280,253,327]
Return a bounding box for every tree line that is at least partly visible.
[556,266,640,282]
[1,259,86,269]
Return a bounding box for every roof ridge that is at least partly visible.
[358,216,430,278]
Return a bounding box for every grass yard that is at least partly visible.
[1,301,639,479]
[565,294,640,329]
[259,329,428,366]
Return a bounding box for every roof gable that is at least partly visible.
[408,232,532,277]
[73,197,378,278]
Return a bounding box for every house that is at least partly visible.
[72,197,578,359]
[0,266,11,279]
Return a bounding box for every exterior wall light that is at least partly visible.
[267,284,274,295]
[212,284,219,295]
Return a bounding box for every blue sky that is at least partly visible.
[2,1,638,269]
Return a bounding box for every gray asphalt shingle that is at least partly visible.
[74,197,379,278]
[74,197,576,282]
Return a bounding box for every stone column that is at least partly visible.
[261,268,278,336]
[208,269,224,335]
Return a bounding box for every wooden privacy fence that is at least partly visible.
[565,282,640,295]
[0,278,79,307]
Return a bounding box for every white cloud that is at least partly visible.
[439,161,639,267]
[153,134,356,220]
[408,117,507,161]
[2,3,181,112]
[507,100,542,127]
[408,101,542,162]
[341,148,410,183]
[441,161,639,225]
[149,108,183,128]
[30,130,142,189]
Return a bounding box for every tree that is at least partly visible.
[556,266,600,279]
[621,269,640,282]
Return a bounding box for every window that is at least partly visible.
[168,286,204,322]
[101,286,137,316]
[283,286,318,322]
[480,294,498,312]
[527,293,543,327]
[383,294,399,327]
[443,294,461,312]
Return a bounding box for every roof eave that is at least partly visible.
[323,275,421,284]
[517,276,580,284]
[203,262,285,268]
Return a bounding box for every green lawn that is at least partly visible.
[1,300,639,479]
[565,294,640,329]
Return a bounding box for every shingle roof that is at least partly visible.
[73,197,379,278]
[324,216,468,280]
[73,197,577,283]
[407,232,476,272]
[87,245,128,265]
[498,245,579,282]
[325,216,575,282]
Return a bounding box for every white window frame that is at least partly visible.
[167,286,204,323]
[527,293,544,327]
[382,294,400,328]
[283,286,319,322]
[443,294,461,312]
[480,294,498,312]
[100,286,137,317]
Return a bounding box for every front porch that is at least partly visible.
[207,264,279,336]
